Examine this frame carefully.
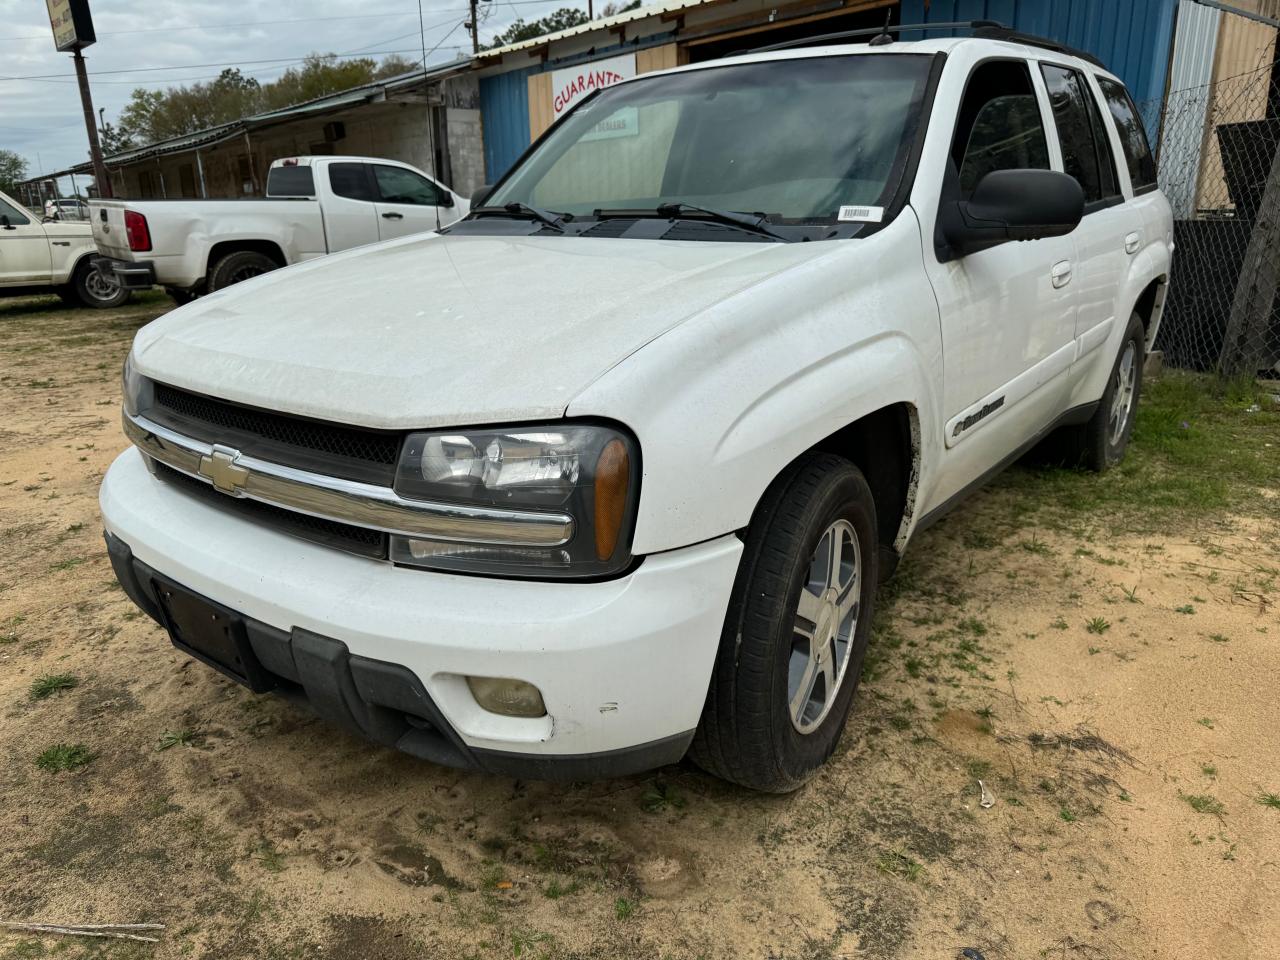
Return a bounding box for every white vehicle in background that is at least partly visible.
[45,198,91,221]
[0,189,129,308]
[90,156,469,303]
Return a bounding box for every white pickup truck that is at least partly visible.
[0,189,129,308]
[91,156,468,302]
[102,27,1172,791]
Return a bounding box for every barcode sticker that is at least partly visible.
[838,205,885,223]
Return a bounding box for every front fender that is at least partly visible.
[570,213,943,555]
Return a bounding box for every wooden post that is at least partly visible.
[1220,136,1280,377]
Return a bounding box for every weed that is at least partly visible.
[1181,793,1225,816]
[640,780,686,814]
[1258,793,1280,811]
[876,849,924,881]
[1086,617,1111,635]
[49,557,84,572]
[1197,717,1216,729]
[1051,616,1069,630]
[957,617,988,636]
[1201,764,1217,777]
[1059,807,1077,823]
[1121,584,1142,603]
[1207,633,1229,644]
[1020,535,1052,556]
[252,842,286,872]
[511,931,553,957]
[35,743,95,772]
[614,897,636,921]
[30,673,78,699]
[541,878,580,899]
[963,531,998,550]
[1175,604,1196,615]
[157,730,197,751]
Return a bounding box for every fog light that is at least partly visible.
[466,676,547,718]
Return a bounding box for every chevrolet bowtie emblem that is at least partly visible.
[198,445,250,495]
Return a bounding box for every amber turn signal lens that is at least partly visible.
[593,439,630,561]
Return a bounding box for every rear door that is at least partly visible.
[0,194,52,285]
[370,163,450,240]
[319,162,381,252]
[1038,61,1134,369]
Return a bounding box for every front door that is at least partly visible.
[0,196,51,286]
[371,164,450,240]
[920,58,1079,507]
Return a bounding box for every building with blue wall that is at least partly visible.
[475,0,1184,183]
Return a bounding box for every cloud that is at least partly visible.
[0,0,567,176]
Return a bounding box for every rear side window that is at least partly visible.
[951,60,1051,197]
[1040,64,1120,204]
[328,163,375,202]
[372,165,446,206]
[266,165,316,197]
[0,196,31,225]
[1097,77,1158,192]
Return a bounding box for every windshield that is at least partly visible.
[488,54,934,227]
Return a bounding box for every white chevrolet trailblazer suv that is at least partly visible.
[101,25,1173,792]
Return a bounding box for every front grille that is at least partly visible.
[147,383,401,485]
[152,460,388,560]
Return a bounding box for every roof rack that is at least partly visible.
[751,19,1107,69]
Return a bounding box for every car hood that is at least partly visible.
[131,231,834,429]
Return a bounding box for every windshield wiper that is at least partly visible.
[654,201,789,242]
[471,201,568,232]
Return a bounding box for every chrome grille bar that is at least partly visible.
[123,412,575,548]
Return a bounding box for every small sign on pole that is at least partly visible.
[46,0,96,53]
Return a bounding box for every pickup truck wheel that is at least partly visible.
[690,453,878,792]
[1063,312,1146,472]
[165,287,198,306]
[71,259,130,309]
[209,251,278,291]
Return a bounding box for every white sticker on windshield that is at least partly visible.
[838,205,885,223]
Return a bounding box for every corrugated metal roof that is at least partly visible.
[476,0,710,60]
[101,56,471,166]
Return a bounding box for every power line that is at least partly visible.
[0,12,421,44]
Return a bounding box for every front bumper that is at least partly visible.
[94,256,155,290]
[101,447,742,778]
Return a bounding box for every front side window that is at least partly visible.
[373,165,445,206]
[951,60,1051,197]
[0,196,31,225]
[1097,76,1158,192]
[490,54,935,227]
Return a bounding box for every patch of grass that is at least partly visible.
[252,841,286,872]
[49,557,84,572]
[1181,792,1225,816]
[1020,535,1052,556]
[1175,604,1196,615]
[1201,764,1217,777]
[1058,807,1078,823]
[30,673,78,700]
[1121,584,1142,603]
[541,878,580,900]
[35,743,95,772]
[1051,616,1069,630]
[1258,793,1280,811]
[956,616,988,636]
[156,729,197,751]
[1085,617,1111,635]
[1207,633,1230,644]
[876,849,924,882]
[614,897,636,921]
[1197,717,1216,729]
[640,780,686,814]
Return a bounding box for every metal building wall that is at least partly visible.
[479,68,535,186]
[899,0,1180,106]
[1161,0,1222,216]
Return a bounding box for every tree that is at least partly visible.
[600,1,642,17]
[374,54,420,80]
[0,149,28,194]
[485,8,590,48]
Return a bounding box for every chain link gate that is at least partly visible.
[1150,7,1280,378]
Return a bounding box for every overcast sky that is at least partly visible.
[0,0,578,177]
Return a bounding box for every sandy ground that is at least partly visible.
[1,293,1277,960]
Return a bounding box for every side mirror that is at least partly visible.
[1,215,12,230]
[939,169,1084,260]
[470,184,494,207]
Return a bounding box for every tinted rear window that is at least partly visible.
[266,165,316,197]
[1097,77,1158,192]
[328,163,375,202]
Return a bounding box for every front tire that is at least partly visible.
[690,453,879,793]
[208,250,278,292]
[71,259,130,309]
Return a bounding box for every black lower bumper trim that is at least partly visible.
[104,531,692,781]
[94,256,156,290]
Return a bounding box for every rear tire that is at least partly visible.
[1057,312,1146,472]
[689,453,879,793]
[166,286,198,306]
[208,250,278,292]
[71,259,130,309]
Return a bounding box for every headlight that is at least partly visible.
[121,351,149,417]
[392,423,639,578]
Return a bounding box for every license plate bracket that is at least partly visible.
[153,577,276,693]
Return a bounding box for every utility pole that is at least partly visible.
[467,0,480,53]
[73,49,111,197]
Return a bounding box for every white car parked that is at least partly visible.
[101,26,1172,791]
[91,155,469,304]
[0,189,129,308]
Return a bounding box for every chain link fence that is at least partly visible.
[1150,54,1280,377]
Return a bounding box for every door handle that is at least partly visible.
[52,240,70,246]
[1125,232,1142,255]
[382,212,404,220]
[1051,260,1073,289]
